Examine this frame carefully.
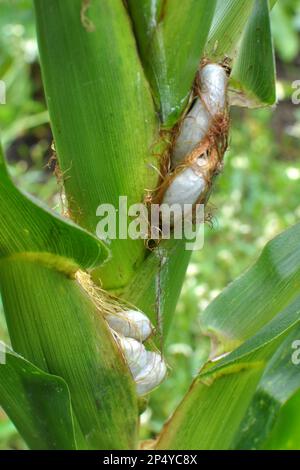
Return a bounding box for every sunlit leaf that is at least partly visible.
[0,144,108,271]
[201,223,300,357]
[205,0,255,59]
[156,294,300,449]
[34,0,159,289]
[127,0,217,126]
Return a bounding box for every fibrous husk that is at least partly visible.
[148,62,230,226]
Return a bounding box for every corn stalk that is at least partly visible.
[2,0,300,451]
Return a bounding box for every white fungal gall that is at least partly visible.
[106,309,153,342]
[171,64,228,167]
[172,99,210,166]
[162,166,206,208]
[147,62,229,246]
[135,351,167,396]
[117,337,167,395]
[117,337,149,377]
[200,63,228,116]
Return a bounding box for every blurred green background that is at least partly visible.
[0,0,300,449]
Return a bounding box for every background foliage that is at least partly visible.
[0,0,300,448]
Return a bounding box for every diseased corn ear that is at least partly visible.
[117,337,167,396]
[200,64,228,115]
[171,100,210,167]
[106,309,153,342]
[135,352,167,396]
[157,63,229,215]
[172,64,228,167]
[75,269,166,394]
[162,167,207,209]
[118,337,150,377]
[76,270,154,341]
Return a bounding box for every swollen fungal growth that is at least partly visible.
[117,337,167,396]
[152,62,229,218]
[172,64,228,167]
[76,271,167,395]
[105,309,152,342]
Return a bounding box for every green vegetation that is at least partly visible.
[0,0,300,450]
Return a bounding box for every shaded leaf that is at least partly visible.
[122,239,193,341]
[264,389,300,450]
[0,346,76,450]
[233,326,300,449]
[2,110,49,149]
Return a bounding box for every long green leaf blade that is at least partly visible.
[205,0,255,59]
[231,0,276,106]
[233,327,300,449]
[0,347,76,450]
[201,223,300,357]
[156,295,300,449]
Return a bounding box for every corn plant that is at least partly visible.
[1,0,300,450]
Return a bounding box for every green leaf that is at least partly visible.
[127,0,217,126]
[156,294,300,450]
[0,258,138,449]
[205,0,255,60]
[230,0,276,106]
[0,346,76,450]
[233,326,300,449]
[34,0,159,289]
[0,145,108,271]
[201,223,300,357]
[264,389,300,450]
